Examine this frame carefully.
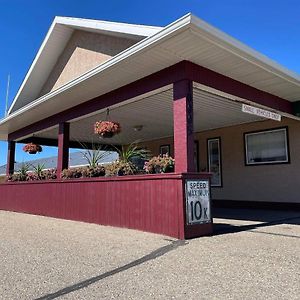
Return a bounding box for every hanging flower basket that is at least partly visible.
[23,143,43,154]
[94,121,121,138]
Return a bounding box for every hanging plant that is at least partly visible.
[94,121,121,138]
[94,108,121,138]
[23,143,43,154]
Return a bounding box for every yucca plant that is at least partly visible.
[108,141,150,176]
[18,162,30,181]
[79,141,112,168]
[7,162,30,182]
[32,163,45,180]
[114,141,150,163]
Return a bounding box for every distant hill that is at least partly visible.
[0,151,118,175]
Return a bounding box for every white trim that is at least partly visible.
[7,18,58,115]
[190,15,300,86]
[56,16,162,37]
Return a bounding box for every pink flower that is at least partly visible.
[94,121,121,137]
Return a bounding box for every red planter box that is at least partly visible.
[0,173,213,239]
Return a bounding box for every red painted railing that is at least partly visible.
[0,173,212,239]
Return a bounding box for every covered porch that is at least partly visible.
[1,14,300,239]
[1,60,297,239]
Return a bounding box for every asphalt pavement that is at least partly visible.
[0,208,299,299]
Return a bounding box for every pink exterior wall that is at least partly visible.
[40,30,138,96]
[142,118,300,204]
[0,173,212,239]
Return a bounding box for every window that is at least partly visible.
[207,138,222,187]
[244,127,289,165]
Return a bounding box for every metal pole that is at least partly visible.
[5,74,10,117]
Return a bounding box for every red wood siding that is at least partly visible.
[0,173,212,239]
[173,79,195,173]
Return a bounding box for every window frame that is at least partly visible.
[194,140,199,172]
[244,126,290,166]
[207,137,223,187]
[160,144,171,156]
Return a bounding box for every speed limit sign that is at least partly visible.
[185,179,211,225]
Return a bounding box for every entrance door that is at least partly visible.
[207,138,222,187]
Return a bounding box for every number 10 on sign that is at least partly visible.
[185,180,211,225]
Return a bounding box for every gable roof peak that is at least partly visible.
[7,15,163,115]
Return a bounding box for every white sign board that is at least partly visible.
[185,180,211,225]
[242,104,281,121]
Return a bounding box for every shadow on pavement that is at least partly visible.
[213,207,300,236]
[36,239,187,300]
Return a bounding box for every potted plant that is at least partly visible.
[94,121,121,138]
[144,154,175,174]
[107,142,150,176]
[23,143,43,154]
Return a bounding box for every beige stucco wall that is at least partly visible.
[142,118,300,203]
[40,30,138,96]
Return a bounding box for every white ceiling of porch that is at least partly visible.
[32,87,264,145]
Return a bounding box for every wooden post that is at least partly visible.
[6,141,16,176]
[173,79,194,173]
[57,122,69,178]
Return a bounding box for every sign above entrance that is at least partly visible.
[242,104,281,121]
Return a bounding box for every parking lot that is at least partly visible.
[0,208,299,299]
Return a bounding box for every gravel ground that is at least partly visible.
[0,209,299,300]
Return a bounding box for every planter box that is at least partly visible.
[0,173,213,239]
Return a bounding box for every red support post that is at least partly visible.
[173,79,195,173]
[6,141,16,176]
[57,122,69,178]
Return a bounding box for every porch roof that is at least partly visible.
[14,85,295,146]
[1,13,300,141]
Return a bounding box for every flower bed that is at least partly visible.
[7,154,176,182]
[144,154,175,174]
[61,166,106,179]
[8,168,57,182]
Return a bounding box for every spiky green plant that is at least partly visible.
[18,162,30,180]
[32,163,45,180]
[114,141,150,163]
[79,142,112,168]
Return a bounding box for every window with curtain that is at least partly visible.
[245,128,289,165]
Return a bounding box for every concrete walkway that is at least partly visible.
[0,208,299,299]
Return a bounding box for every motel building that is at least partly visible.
[0,13,300,239]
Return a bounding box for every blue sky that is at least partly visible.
[0,0,300,165]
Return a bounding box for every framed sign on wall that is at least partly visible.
[160,144,170,156]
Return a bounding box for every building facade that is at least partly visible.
[0,14,299,238]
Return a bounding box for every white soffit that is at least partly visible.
[2,13,300,140]
[32,87,266,145]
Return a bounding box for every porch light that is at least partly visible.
[133,125,143,132]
